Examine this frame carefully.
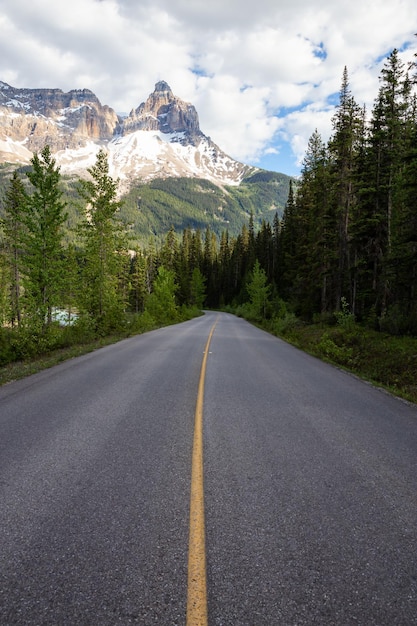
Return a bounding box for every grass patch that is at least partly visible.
[0,308,202,386]
[0,333,136,386]
[265,319,417,404]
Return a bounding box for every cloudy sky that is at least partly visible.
[1,0,416,176]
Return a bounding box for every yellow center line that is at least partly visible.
[186,319,217,626]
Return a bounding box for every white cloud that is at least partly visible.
[0,0,416,174]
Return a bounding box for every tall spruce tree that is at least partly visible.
[281,131,332,316]
[78,149,127,332]
[245,259,271,321]
[202,226,218,308]
[387,90,417,331]
[22,146,67,327]
[129,247,148,313]
[145,266,178,324]
[328,67,363,310]
[1,171,27,326]
[359,49,409,320]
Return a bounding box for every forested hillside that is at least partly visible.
[0,166,291,244]
[120,171,289,240]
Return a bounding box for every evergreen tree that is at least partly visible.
[129,247,147,313]
[145,237,158,295]
[218,230,232,306]
[78,149,127,332]
[189,267,207,309]
[0,246,10,328]
[272,211,281,288]
[202,226,218,308]
[255,220,273,282]
[358,49,410,319]
[245,259,271,320]
[386,92,417,331]
[281,131,332,316]
[145,266,178,323]
[160,225,178,271]
[328,67,363,310]
[176,228,192,304]
[60,243,80,325]
[22,146,68,327]
[278,179,297,298]
[1,171,27,326]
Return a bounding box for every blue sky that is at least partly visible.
[0,0,416,177]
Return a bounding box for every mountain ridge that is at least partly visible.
[0,80,255,188]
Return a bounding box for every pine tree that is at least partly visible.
[245,259,271,320]
[255,220,273,282]
[189,267,207,309]
[272,211,281,288]
[129,247,147,313]
[176,228,192,304]
[78,149,127,332]
[22,146,68,327]
[359,49,409,319]
[1,171,27,326]
[280,132,332,316]
[387,91,417,331]
[0,247,10,328]
[328,67,363,310]
[160,225,178,271]
[218,230,232,306]
[60,243,80,325]
[145,266,178,323]
[202,226,218,308]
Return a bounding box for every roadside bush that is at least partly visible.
[316,331,353,365]
[270,312,299,336]
[126,310,156,334]
[334,297,356,330]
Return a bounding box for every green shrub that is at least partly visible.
[334,297,356,330]
[270,313,299,335]
[316,332,353,365]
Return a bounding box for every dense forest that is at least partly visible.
[277,49,417,334]
[0,47,416,367]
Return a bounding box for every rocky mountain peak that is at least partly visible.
[121,81,201,139]
[154,80,173,95]
[0,79,254,187]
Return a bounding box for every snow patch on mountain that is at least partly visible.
[0,136,32,163]
[0,80,255,187]
[52,130,250,190]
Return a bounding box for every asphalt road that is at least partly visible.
[0,312,416,625]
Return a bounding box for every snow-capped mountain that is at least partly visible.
[0,80,254,188]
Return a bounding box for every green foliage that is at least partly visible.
[334,297,356,330]
[269,312,299,336]
[244,259,272,320]
[189,267,207,309]
[77,149,128,333]
[275,54,417,334]
[145,266,179,324]
[119,174,291,244]
[1,171,27,326]
[21,147,68,327]
[316,332,354,365]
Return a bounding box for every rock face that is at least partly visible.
[121,80,201,139]
[0,82,118,154]
[0,80,254,187]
